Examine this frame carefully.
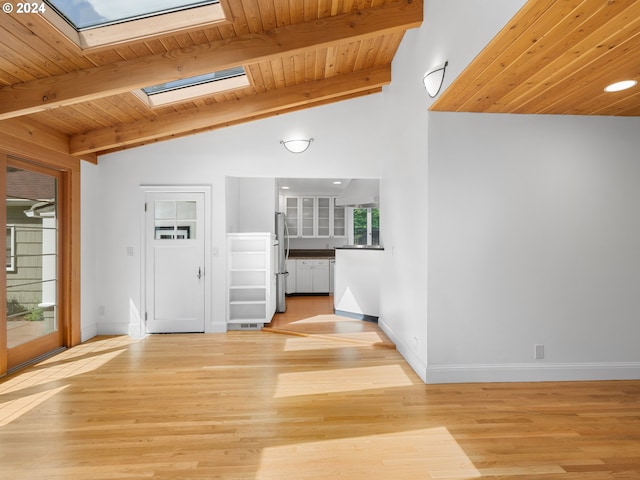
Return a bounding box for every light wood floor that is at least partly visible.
[1,303,640,479]
[263,295,395,348]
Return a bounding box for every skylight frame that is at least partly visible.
[44,0,219,31]
[41,0,227,50]
[133,67,250,108]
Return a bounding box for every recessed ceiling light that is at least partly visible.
[604,80,638,93]
[281,186,290,190]
[333,181,342,185]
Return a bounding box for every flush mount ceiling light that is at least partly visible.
[423,61,448,98]
[280,138,313,154]
[604,80,638,92]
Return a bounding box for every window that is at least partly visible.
[42,0,225,49]
[154,200,197,240]
[134,67,249,107]
[6,165,59,349]
[352,208,379,246]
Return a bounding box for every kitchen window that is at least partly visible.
[352,208,379,246]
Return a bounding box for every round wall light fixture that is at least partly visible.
[280,138,313,154]
[423,61,448,98]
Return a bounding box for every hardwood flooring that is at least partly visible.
[1,301,640,479]
[263,295,394,348]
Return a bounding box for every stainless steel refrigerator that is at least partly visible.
[275,212,289,312]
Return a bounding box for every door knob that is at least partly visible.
[197,267,202,279]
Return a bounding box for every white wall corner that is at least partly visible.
[379,319,427,383]
[81,323,98,343]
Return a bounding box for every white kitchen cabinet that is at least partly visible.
[284,196,299,237]
[300,196,316,237]
[311,259,329,292]
[295,259,314,292]
[283,195,346,238]
[332,198,346,238]
[296,258,330,293]
[316,196,331,237]
[227,233,274,325]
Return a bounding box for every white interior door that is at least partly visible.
[145,191,205,333]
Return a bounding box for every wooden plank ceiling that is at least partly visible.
[0,0,423,160]
[432,0,640,117]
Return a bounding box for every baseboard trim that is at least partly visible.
[426,362,640,384]
[97,323,130,336]
[378,319,427,383]
[81,323,98,342]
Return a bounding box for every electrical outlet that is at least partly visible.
[534,344,544,360]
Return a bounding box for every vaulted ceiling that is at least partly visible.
[0,0,423,162]
[3,1,639,164]
[432,0,640,117]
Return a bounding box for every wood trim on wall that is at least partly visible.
[0,137,81,376]
[0,154,6,376]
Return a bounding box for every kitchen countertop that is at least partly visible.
[288,249,335,259]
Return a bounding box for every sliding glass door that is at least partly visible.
[5,158,63,371]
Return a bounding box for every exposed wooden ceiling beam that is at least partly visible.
[99,88,383,155]
[0,117,98,163]
[69,66,392,155]
[0,0,421,121]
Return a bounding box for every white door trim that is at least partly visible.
[140,185,212,334]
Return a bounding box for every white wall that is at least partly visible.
[80,0,640,384]
[427,113,640,382]
[226,177,277,233]
[380,0,640,383]
[378,0,526,381]
[82,96,385,336]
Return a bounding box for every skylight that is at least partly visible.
[41,0,226,49]
[134,67,250,107]
[45,0,219,30]
[142,68,246,96]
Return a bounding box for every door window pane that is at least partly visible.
[154,200,197,240]
[176,200,197,220]
[155,200,176,219]
[6,167,58,349]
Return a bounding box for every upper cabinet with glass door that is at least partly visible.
[300,197,316,238]
[284,196,299,237]
[284,195,345,239]
[332,197,346,238]
[316,197,331,237]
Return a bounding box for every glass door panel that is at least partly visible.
[6,165,59,351]
[301,196,315,237]
[317,197,330,237]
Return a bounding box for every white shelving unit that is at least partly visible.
[227,233,274,327]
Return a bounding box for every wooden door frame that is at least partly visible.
[0,148,81,376]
